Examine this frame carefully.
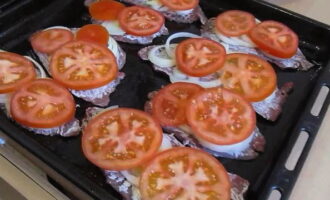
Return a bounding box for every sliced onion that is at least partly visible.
[107,37,120,60]
[170,68,222,88]
[121,170,139,186]
[215,29,255,48]
[197,131,255,156]
[176,9,194,15]
[165,32,201,58]
[159,134,174,151]
[101,20,126,36]
[148,45,176,68]
[24,56,47,78]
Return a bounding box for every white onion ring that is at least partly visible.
[24,56,47,78]
[148,45,176,68]
[165,32,201,58]
[43,26,72,31]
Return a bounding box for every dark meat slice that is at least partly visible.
[252,82,294,121]
[103,133,249,200]
[201,18,314,70]
[229,173,249,200]
[145,92,266,160]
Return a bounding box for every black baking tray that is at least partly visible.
[1,0,330,199]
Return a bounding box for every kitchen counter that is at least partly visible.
[267,0,330,199]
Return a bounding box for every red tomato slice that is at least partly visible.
[186,87,256,145]
[76,24,109,46]
[140,147,231,200]
[82,108,163,170]
[159,0,199,11]
[89,0,126,21]
[248,20,299,58]
[176,38,226,77]
[118,6,164,36]
[0,52,36,93]
[215,10,256,37]
[30,28,74,54]
[151,82,203,126]
[10,79,75,128]
[49,40,118,90]
[220,53,277,102]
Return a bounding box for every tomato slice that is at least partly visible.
[89,0,126,21]
[118,6,164,36]
[151,82,203,126]
[215,10,256,37]
[159,0,199,11]
[10,79,75,128]
[220,53,277,102]
[82,108,163,170]
[248,20,299,58]
[49,40,118,90]
[140,147,231,200]
[0,52,36,94]
[175,38,226,77]
[186,87,256,145]
[30,28,74,54]
[76,24,109,46]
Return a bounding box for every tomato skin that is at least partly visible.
[0,52,36,94]
[118,6,165,36]
[176,38,226,77]
[248,20,299,58]
[159,0,199,11]
[76,24,109,46]
[220,53,277,102]
[186,87,256,145]
[89,0,126,21]
[151,82,203,126]
[82,108,163,171]
[30,28,74,54]
[49,40,118,90]
[10,79,75,128]
[140,147,231,200]
[215,10,256,37]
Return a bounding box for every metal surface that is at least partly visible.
[0,0,330,199]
